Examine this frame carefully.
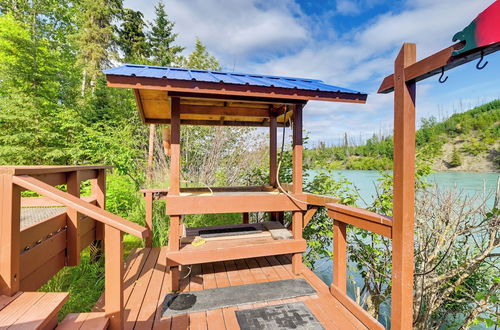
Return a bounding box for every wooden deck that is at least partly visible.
[95,247,367,330]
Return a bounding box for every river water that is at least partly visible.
[309,170,499,327]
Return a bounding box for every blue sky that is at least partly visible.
[124,0,500,145]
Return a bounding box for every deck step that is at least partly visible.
[0,292,69,329]
[57,312,109,330]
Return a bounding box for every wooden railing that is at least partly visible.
[0,166,148,330]
[327,203,393,330]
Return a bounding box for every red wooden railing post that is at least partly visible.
[67,171,81,266]
[105,224,124,330]
[144,191,153,248]
[391,43,417,329]
[0,173,21,296]
[91,169,106,260]
[332,220,347,293]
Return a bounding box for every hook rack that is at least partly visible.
[476,50,488,70]
[438,67,448,84]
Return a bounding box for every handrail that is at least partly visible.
[13,175,148,239]
[327,203,393,225]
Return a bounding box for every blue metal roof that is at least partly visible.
[103,64,365,95]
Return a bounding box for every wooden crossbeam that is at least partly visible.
[378,42,500,93]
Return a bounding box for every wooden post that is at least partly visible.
[91,169,106,261]
[292,104,304,274]
[145,192,153,248]
[147,124,156,184]
[167,96,181,291]
[67,171,81,266]
[242,213,249,224]
[391,43,416,330]
[270,114,279,222]
[105,224,124,330]
[332,220,347,293]
[0,174,21,296]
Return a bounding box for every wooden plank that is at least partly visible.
[189,312,207,330]
[0,293,21,312]
[244,259,267,283]
[80,226,97,251]
[180,104,271,117]
[330,285,383,330]
[105,225,124,330]
[0,292,45,327]
[124,249,151,306]
[20,250,66,291]
[0,166,113,176]
[0,174,21,296]
[306,193,340,206]
[212,262,230,288]
[189,264,203,292]
[57,313,89,329]
[201,263,217,290]
[269,114,278,188]
[206,309,226,330]
[264,256,293,280]
[80,313,109,330]
[12,175,148,238]
[391,43,417,330]
[222,307,239,330]
[153,247,173,330]
[165,193,306,215]
[135,248,167,330]
[169,97,181,195]
[79,169,99,182]
[124,247,160,330]
[170,314,189,329]
[166,239,307,266]
[9,292,68,330]
[327,203,393,226]
[333,221,347,293]
[255,257,281,282]
[20,229,66,281]
[223,261,244,286]
[20,213,66,251]
[328,211,392,239]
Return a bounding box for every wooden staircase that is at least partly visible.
[0,292,108,330]
[0,292,68,329]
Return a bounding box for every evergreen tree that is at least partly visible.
[181,38,221,70]
[449,147,462,167]
[117,8,149,62]
[76,0,122,96]
[148,1,184,66]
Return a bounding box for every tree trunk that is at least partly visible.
[147,124,156,184]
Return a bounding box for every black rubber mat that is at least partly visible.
[236,302,324,330]
[162,278,316,317]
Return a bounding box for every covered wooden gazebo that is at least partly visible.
[104,64,368,288]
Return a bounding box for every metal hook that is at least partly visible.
[438,67,448,84]
[476,50,488,70]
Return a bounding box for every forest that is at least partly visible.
[0,1,499,328]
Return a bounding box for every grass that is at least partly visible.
[40,234,143,321]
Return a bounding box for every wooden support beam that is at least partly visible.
[378,42,500,93]
[292,104,304,274]
[67,171,81,266]
[180,104,271,117]
[303,206,318,228]
[333,220,347,293]
[0,174,21,296]
[168,96,181,291]
[270,114,278,188]
[169,97,181,195]
[391,43,416,330]
[105,225,123,330]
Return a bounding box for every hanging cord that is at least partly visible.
[275,107,309,205]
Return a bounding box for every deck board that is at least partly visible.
[105,246,368,330]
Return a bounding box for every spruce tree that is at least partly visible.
[117,8,149,62]
[77,0,122,96]
[181,38,221,70]
[148,1,184,66]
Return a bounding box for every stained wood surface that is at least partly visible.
[0,292,68,329]
[101,247,368,329]
[57,312,109,330]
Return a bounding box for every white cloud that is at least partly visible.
[123,0,498,143]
